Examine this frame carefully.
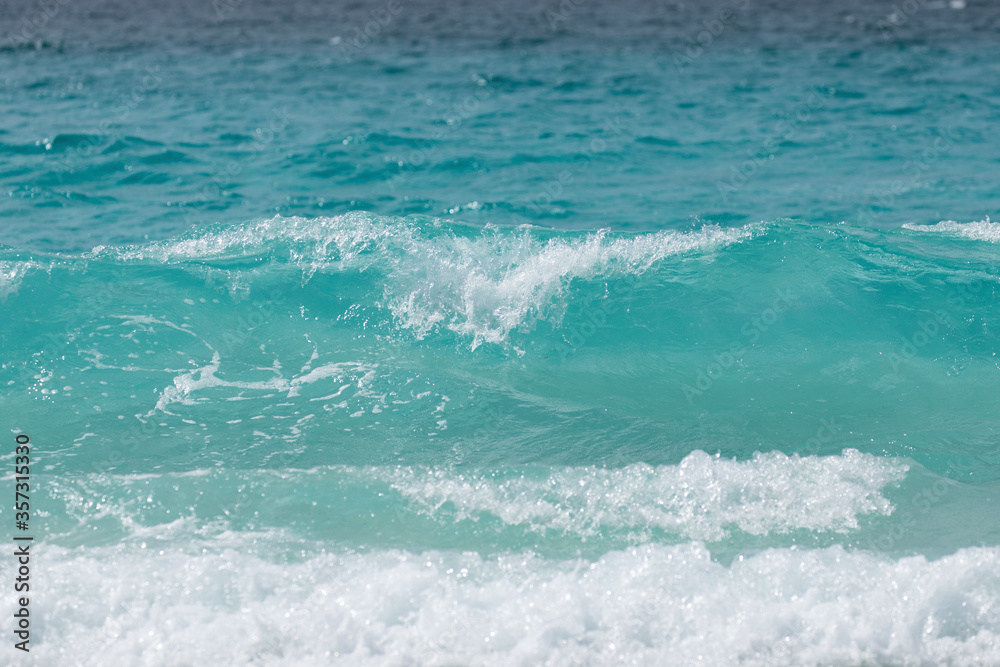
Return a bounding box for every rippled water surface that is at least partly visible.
[2,0,999,664]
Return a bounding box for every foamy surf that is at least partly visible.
[379,449,908,541]
[903,218,1000,243]
[0,258,33,300]
[3,217,999,666]
[88,213,762,347]
[34,449,908,544]
[8,540,999,667]
[6,0,1000,661]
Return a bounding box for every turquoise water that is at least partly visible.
[2,1,1000,664]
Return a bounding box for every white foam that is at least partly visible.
[86,212,398,265]
[385,222,760,348]
[904,218,1000,243]
[0,259,33,300]
[378,449,908,540]
[150,352,376,415]
[87,213,762,347]
[13,540,1000,666]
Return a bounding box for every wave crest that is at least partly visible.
[904,218,1000,243]
[379,449,908,541]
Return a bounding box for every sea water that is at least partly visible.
[1,0,999,664]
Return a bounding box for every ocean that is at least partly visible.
[1,0,999,664]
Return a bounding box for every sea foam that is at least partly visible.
[0,258,33,300]
[904,218,1000,243]
[88,213,763,347]
[379,449,908,541]
[13,540,1000,666]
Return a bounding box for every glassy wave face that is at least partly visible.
[2,214,1000,664]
